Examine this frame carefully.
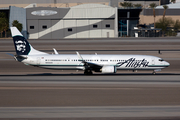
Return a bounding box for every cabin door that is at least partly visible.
[152,58,155,65]
[37,57,41,65]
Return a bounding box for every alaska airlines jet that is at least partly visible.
[10,27,170,75]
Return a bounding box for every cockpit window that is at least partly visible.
[159,59,164,62]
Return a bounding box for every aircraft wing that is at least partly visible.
[83,61,102,69]
[76,52,102,70]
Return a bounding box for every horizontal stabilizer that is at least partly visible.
[6,53,14,57]
[15,55,27,59]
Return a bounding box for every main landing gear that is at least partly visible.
[84,69,93,75]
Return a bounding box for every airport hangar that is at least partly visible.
[2,0,180,39]
[8,4,141,39]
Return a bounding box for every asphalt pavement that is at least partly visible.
[0,38,180,119]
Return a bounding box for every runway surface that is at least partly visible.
[0,106,180,119]
[1,37,180,52]
[0,38,180,119]
[0,75,180,119]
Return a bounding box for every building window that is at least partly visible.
[30,26,34,29]
[119,19,127,37]
[93,25,98,28]
[106,24,110,28]
[68,28,72,32]
[42,25,47,29]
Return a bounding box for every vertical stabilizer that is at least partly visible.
[10,27,47,55]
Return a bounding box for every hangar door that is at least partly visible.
[38,20,51,39]
[102,20,114,38]
[51,20,64,39]
[27,20,38,39]
[76,20,89,38]
[89,20,102,38]
[64,20,77,38]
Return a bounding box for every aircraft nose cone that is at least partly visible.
[165,61,170,67]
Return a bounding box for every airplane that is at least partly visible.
[9,27,170,75]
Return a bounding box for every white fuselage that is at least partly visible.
[21,54,170,71]
[10,27,170,74]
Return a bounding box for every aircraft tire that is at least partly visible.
[84,69,93,75]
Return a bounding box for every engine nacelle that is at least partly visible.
[101,66,116,73]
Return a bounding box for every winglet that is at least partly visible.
[53,48,59,54]
[76,52,83,61]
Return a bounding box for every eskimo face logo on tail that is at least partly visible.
[15,40,26,53]
[13,36,30,55]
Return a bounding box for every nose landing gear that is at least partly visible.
[152,69,161,75]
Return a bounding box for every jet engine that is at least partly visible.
[101,66,116,73]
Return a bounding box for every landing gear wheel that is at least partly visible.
[152,71,156,75]
[84,69,93,75]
